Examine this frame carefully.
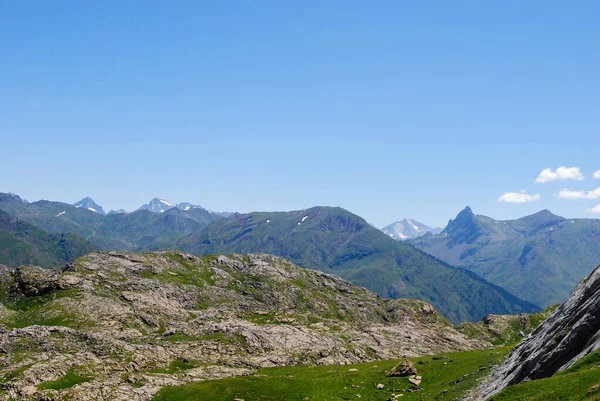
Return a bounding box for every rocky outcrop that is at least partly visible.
[0,251,488,400]
[475,264,600,400]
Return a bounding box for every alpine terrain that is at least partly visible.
[410,207,600,307]
[175,207,539,323]
[0,251,486,400]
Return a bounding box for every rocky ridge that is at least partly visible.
[475,263,600,399]
[0,252,487,400]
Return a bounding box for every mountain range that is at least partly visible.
[5,191,600,324]
[174,206,538,323]
[410,207,600,308]
[0,194,224,252]
[381,218,442,240]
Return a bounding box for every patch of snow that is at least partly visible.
[88,207,97,212]
[571,220,575,224]
[56,211,66,217]
[301,216,309,222]
[408,220,421,231]
[184,206,191,211]
[266,220,270,223]
[298,222,301,225]
[159,199,173,206]
[159,209,165,213]
[75,205,82,208]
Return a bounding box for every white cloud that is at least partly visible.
[594,170,600,179]
[498,192,541,203]
[586,205,600,213]
[535,167,584,183]
[557,187,600,200]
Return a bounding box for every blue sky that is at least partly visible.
[1,1,599,227]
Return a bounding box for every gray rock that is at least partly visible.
[475,264,600,400]
[0,251,488,400]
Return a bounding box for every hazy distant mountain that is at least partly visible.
[174,206,538,323]
[0,209,98,268]
[381,218,442,240]
[176,202,203,211]
[410,207,600,307]
[107,209,127,215]
[73,197,105,215]
[138,198,175,213]
[0,193,224,252]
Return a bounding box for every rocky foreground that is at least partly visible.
[475,263,600,399]
[0,252,487,400]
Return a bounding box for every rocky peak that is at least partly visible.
[73,197,106,215]
[476,263,600,399]
[138,198,175,213]
[443,206,478,236]
[0,193,28,203]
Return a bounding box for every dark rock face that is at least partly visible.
[477,264,600,400]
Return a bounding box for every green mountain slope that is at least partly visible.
[175,207,539,323]
[0,193,221,251]
[0,209,98,268]
[410,207,600,307]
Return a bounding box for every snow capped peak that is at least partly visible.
[138,198,176,213]
[381,218,442,241]
[176,202,205,212]
[73,197,106,215]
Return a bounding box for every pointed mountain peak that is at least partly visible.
[139,198,175,213]
[459,206,474,216]
[73,197,106,215]
[444,206,477,234]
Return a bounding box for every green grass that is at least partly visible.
[37,366,93,391]
[153,347,510,401]
[2,363,34,382]
[490,349,600,400]
[150,359,199,374]
[0,289,87,329]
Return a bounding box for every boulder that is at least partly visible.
[386,359,417,377]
